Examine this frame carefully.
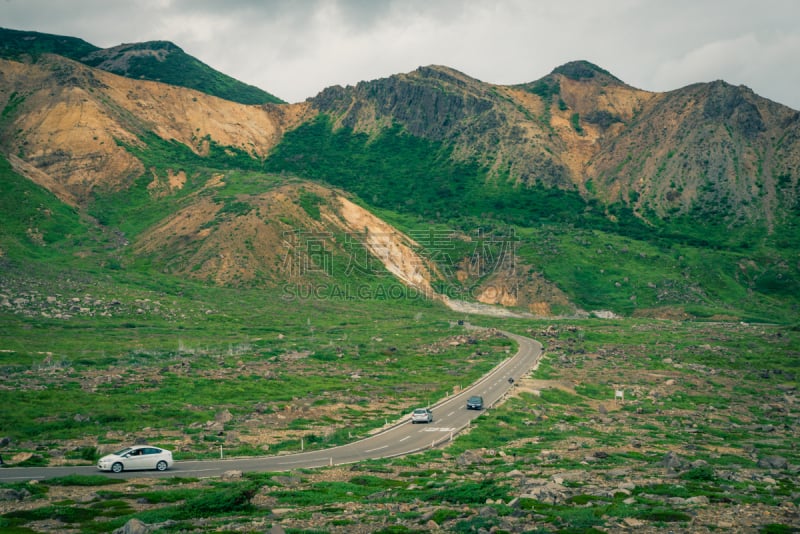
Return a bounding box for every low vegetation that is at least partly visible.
[1,316,797,532]
[0,263,511,456]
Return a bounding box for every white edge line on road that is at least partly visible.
[277,459,317,465]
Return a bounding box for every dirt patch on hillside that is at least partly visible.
[325,196,442,297]
[130,181,449,290]
[0,56,311,203]
[7,154,79,207]
[472,266,577,316]
[550,76,655,189]
[133,183,327,285]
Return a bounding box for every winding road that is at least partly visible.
[0,328,542,482]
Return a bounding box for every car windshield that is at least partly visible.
[469,397,481,402]
[414,409,428,414]
[113,447,133,456]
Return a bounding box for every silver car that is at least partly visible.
[97,445,173,473]
[411,408,433,424]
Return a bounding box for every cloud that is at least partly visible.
[650,31,800,106]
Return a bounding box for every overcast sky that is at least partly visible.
[2,0,799,109]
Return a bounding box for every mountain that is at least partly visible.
[0,53,304,201]
[0,31,798,320]
[0,27,284,104]
[308,60,800,237]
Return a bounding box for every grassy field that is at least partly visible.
[0,261,515,461]
[1,312,797,532]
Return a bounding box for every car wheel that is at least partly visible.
[156,460,168,471]
[111,462,123,473]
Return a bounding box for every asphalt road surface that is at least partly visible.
[0,328,542,482]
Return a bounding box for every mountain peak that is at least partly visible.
[81,41,182,72]
[402,64,483,88]
[551,60,623,84]
[0,27,100,61]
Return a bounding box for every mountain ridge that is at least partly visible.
[0,29,798,319]
[310,60,799,232]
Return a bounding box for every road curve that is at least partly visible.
[0,328,542,482]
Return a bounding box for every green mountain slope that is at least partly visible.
[309,62,800,245]
[0,154,91,260]
[0,27,283,105]
[259,116,799,320]
[0,27,99,60]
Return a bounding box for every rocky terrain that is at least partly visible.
[311,61,800,226]
[0,55,310,202]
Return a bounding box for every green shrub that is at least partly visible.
[135,487,199,504]
[180,483,257,517]
[680,464,716,481]
[298,189,324,221]
[636,508,692,522]
[0,481,48,498]
[373,526,421,534]
[15,455,48,467]
[571,113,584,134]
[761,524,800,534]
[452,515,501,533]
[423,479,508,505]
[348,475,403,489]
[217,200,253,217]
[45,474,121,487]
[63,447,99,463]
[429,508,461,524]
[3,505,97,524]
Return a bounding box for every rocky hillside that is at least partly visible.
[131,179,442,294]
[1,32,799,318]
[587,80,800,229]
[0,55,308,203]
[311,60,800,231]
[3,49,797,235]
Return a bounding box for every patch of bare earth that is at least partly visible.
[0,56,311,203]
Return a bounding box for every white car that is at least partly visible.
[411,408,433,424]
[97,445,173,473]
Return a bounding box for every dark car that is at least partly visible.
[466,395,484,410]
